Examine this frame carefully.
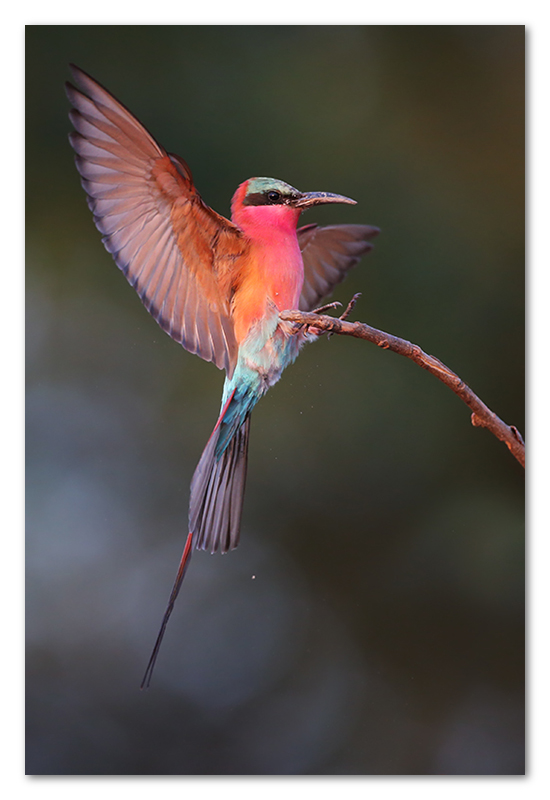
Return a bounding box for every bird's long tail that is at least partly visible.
[140,528,194,689]
[189,393,251,556]
[141,388,252,688]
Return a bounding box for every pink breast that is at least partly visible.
[233,203,305,310]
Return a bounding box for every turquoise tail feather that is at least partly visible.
[189,377,260,554]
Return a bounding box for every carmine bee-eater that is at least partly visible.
[66,64,379,687]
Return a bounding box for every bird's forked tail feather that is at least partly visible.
[189,410,251,555]
[141,393,252,688]
[140,528,193,689]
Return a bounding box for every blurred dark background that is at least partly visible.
[26,25,524,775]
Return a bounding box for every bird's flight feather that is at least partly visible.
[66,64,242,377]
[297,223,379,312]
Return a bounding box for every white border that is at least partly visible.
[9,3,548,797]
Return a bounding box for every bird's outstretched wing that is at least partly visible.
[297,223,379,312]
[66,64,244,377]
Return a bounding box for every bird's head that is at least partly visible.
[231,177,357,236]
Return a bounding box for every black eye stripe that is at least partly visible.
[243,190,298,207]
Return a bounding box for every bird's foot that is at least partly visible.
[311,300,343,315]
[305,301,343,337]
[326,293,362,339]
[303,293,362,339]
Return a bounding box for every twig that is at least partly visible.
[280,304,525,468]
[339,292,362,322]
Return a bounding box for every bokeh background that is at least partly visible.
[26,25,524,775]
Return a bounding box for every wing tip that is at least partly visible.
[68,62,102,92]
[363,224,381,239]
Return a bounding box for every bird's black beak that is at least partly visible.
[293,191,357,209]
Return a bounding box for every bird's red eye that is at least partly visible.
[267,191,280,203]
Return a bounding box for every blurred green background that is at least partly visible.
[26,25,524,775]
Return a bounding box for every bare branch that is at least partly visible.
[280,305,525,469]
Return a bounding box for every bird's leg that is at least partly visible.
[326,293,362,339]
[304,301,343,337]
[300,294,362,339]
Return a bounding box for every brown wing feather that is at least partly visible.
[66,64,244,377]
[297,223,379,311]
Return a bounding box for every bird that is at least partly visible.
[65,64,379,687]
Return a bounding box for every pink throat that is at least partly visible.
[231,201,302,243]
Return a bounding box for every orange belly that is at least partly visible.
[232,238,304,345]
